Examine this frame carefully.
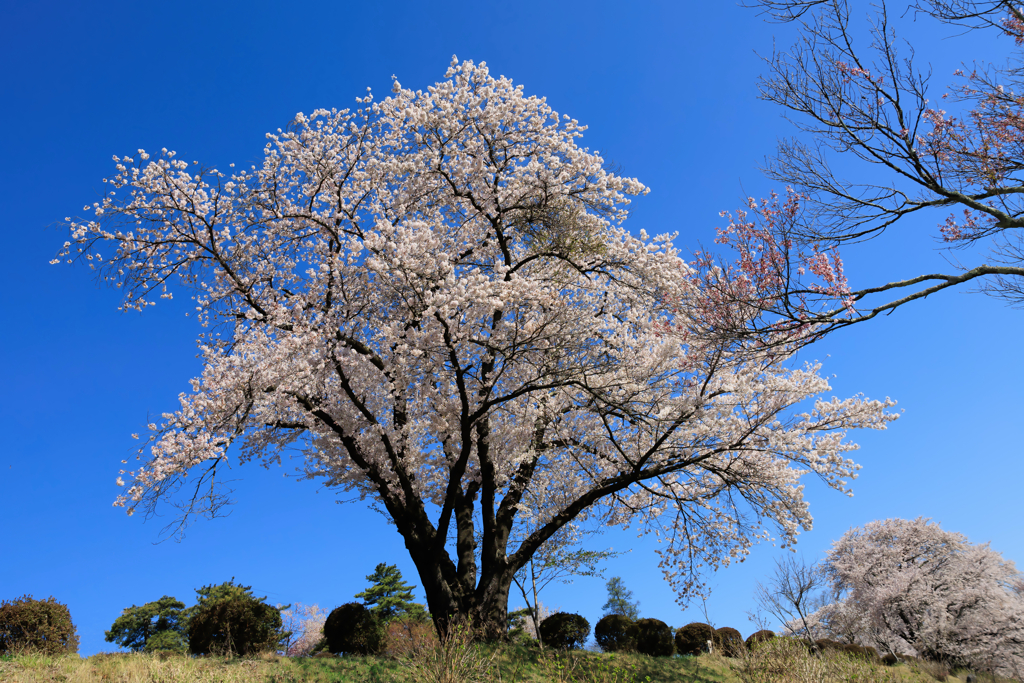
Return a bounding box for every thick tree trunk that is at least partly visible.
[471,570,514,641]
[404,536,514,642]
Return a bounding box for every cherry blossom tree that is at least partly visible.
[816,517,1024,676]
[700,0,1024,349]
[57,58,897,640]
[276,602,327,657]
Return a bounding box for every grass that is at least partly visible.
[0,641,1016,683]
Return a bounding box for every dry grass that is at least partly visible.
[737,637,908,683]
[0,641,1015,683]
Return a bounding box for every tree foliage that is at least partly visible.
[594,613,639,653]
[323,602,385,655]
[675,622,716,656]
[354,563,426,623]
[185,579,288,657]
[634,617,675,657]
[810,517,1024,677]
[745,629,776,649]
[61,57,896,638]
[715,626,746,657]
[702,0,1024,348]
[601,576,640,621]
[104,595,189,653]
[0,595,79,656]
[538,612,590,650]
[144,629,188,653]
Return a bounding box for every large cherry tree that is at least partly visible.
[58,58,896,639]
[813,517,1024,676]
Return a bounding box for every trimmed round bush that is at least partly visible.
[0,595,79,656]
[745,629,776,649]
[594,614,638,653]
[714,626,745,657]
[674,622,715,656]
[539,612,590,651]
[186,588,285,657]
[812,638,839,653]
[323,603,385,655]
[635,618,674,657]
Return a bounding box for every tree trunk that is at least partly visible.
[530,559,544,650]
[404,538,515,642]
[471,570,514,641]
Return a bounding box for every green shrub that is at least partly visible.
[185,580,287,656]
[323,602,385,655]
[0,595,79,656]
[635,617,674,657]
[745,629,776,649]
[594,614,638,653]
[715,626,745,657]
[674,621,715,656]
[538,612,590,651]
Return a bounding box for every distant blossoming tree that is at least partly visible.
[700,0,1024,349]
[58,58,896,639]
[277,602,327,657]
[812,517,1024,676]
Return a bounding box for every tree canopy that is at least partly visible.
[185,579,289,657]
[601,576,640,621]
[60,57,897,638]
[104,595,189,653]
[809,517,1024,676]
[355,563,426,622]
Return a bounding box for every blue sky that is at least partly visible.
[2,0,1021,657]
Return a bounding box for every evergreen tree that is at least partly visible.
[185,578,290,657]
[601,577,640,620]
[354,563,425,622]
[104,595,189,653]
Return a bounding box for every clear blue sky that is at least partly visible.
[2,0,1020,658]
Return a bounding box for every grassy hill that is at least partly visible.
[0,638,1015,682]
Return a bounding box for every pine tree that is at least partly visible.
[184,578,290,657]
[354,564,426,622]
[104,595,189,653]
[601,577,640,620]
